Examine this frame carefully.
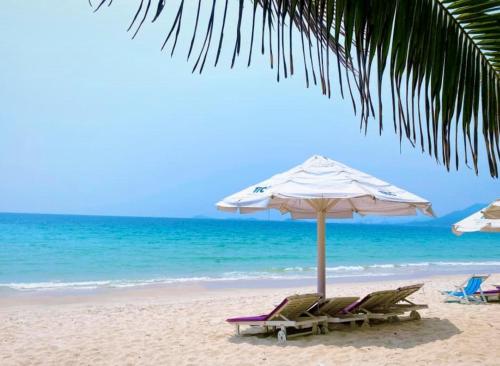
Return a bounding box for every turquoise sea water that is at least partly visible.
[0,213,499,291]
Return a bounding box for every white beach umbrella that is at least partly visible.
[452,199,500,235]
[216,155,434,297]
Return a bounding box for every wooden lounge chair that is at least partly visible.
[370,283,428,320]
[322,285,427,327]
[315,296,365,326]
[226,293,327,343]
[324,290,400,327]
[317,296,360,317]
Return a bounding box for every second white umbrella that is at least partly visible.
[453,199,500,235]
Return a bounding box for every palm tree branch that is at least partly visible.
[440,0,500,74]
[90,0,500,177]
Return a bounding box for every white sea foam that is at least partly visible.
[281,261,500,274]
[283,266,314,272]
[2,261,500,292]
[0,280,113,291]
[430,261,500,266]
[0,273,392,291]
[401,262,431,267]
[326,265,365,271]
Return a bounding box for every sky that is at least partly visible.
[0,1,497,219]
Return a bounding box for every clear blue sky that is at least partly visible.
[0,1,497,219]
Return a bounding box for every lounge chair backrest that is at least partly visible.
[318,297,359,316]
[462,276,487,295]
[359,290,398,311]
[268,293,321,321]
[384,283,423,307]
[343,290,398,313]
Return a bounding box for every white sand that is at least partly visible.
[1,274,500,366]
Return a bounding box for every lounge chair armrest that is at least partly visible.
[453,285,467,294]
[402,298,416,305]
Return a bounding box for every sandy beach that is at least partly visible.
[2,1,499,366]
[1,274,499,366]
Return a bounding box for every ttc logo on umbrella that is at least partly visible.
[253,186,269,193]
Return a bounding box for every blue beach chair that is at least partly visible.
[442,275,489,304]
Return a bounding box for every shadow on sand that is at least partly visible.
[228,318,461,349]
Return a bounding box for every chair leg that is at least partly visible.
[321,321,329,334]
[409,311,421,321]
[361,319,370,329]
[277,326,287,344]
[479,289,487,303]
[462,288,470,304]
[312,323,318,335]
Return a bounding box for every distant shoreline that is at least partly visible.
[0,204,489,226]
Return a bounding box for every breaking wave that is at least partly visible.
[1,261,500,292]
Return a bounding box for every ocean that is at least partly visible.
[0,213,499,291]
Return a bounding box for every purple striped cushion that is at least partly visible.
[342,300,361,314]
[226,314,268,323]
[476,289,500,295]
[226,297,289,323]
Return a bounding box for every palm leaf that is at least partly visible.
[90,0,500,177]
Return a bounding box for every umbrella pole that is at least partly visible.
[317,209,326,298]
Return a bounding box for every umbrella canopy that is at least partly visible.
[452,200,500,235]
[217,155,434,297]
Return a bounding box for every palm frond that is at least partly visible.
[91,0,500,177]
